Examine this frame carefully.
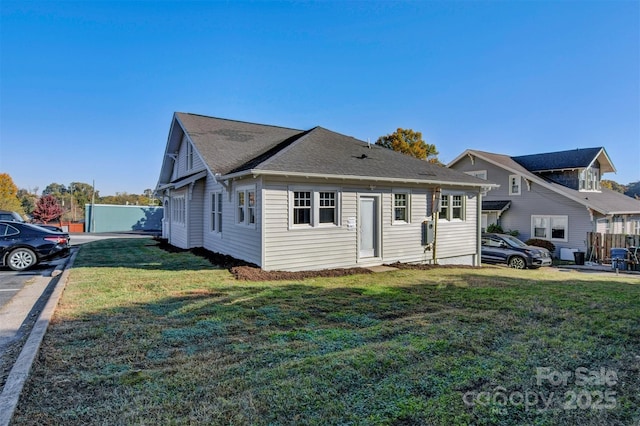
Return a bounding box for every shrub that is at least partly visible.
[525,238,556,253]
[486,224,519,237]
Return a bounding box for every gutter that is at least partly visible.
[218,169,499,189]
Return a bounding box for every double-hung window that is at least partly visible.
[211,192,222,233]
[290,188,339,228]
[293,191,312,225]
[438,193,465,221]
[393,193,409,223]
[319,192,336,224]
[236,186,256,226]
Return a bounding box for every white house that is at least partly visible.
[155,113,495,271]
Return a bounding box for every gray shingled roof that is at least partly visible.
[176,114,492,187]
[482,200,511,212]
[513,147,613,173]
[450,149,640,215]
[175,113,303,175]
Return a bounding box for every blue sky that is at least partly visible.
[1,0,638,196]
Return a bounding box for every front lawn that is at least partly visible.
[12,238,640,425]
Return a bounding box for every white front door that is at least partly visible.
[359,196,378,258]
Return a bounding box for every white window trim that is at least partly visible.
[392,192,411,224]
[438,192,466,222]
[172,195,186,226]
[531,215,568,242]
[509,175,521,196]
[210,191,222,234]
[288,187,341,229]
[235,185,257,228]
[186,142,194,171]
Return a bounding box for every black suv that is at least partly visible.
[481,233,552,269]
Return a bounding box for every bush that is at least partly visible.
[486,224,519,237]
[525,238,556,253]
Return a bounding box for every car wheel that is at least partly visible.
[508,256,526,270]
[7,248,37,271]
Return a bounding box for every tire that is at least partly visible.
[7,247,37,271]
[508,256,526,270]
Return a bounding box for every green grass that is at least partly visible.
[11,238,640,425]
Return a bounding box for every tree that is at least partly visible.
[0,173,24,214]
[601,179,626,193]
[375,128,440,163]
[42,183,68,197]
[17,189,38,216]
[32,194,64,223]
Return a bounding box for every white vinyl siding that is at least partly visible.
[172,134,206,181]
[202,177,262,266]
[261,179,478,271]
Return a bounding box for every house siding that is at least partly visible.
[450,155,595,255]
[260,177,478,271]
[202,176,262,266]
[435,191,478,264]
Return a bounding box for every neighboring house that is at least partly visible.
[448,147,640,257]
[155,112,495,271]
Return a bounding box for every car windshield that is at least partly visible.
[501,235,527,248]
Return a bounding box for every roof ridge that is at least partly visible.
[175,112,303,132]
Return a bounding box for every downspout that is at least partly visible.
[476,188,483,267]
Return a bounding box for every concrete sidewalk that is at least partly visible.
[0,250,77,426]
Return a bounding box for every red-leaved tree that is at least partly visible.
[32,194,64,223]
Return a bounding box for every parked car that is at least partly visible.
[0,221,71,271]
[0,210,64,232]
[481,233,552,269]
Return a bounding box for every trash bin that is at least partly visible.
[610,248,627,270]
[573,251,585,265]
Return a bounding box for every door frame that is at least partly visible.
[358,194,382,260]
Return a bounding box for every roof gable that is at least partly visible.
[512,147,615,174]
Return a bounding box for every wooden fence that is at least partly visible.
[586,232,640,263]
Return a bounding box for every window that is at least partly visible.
[293,191,312,225]
[440,194,449,220]
[531,215,568,242]
[634,220,640,235]
[580,168,600,191]
[451,195,463,220]
[438,193,465,221]
[172,196,185,225]
[211,192,222,233]
[290,188,340,227]
[186,143,194,170]
[319,192,336,224]
[236,187,256,226]
[393,193,409,223]
[509,175,521,195]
